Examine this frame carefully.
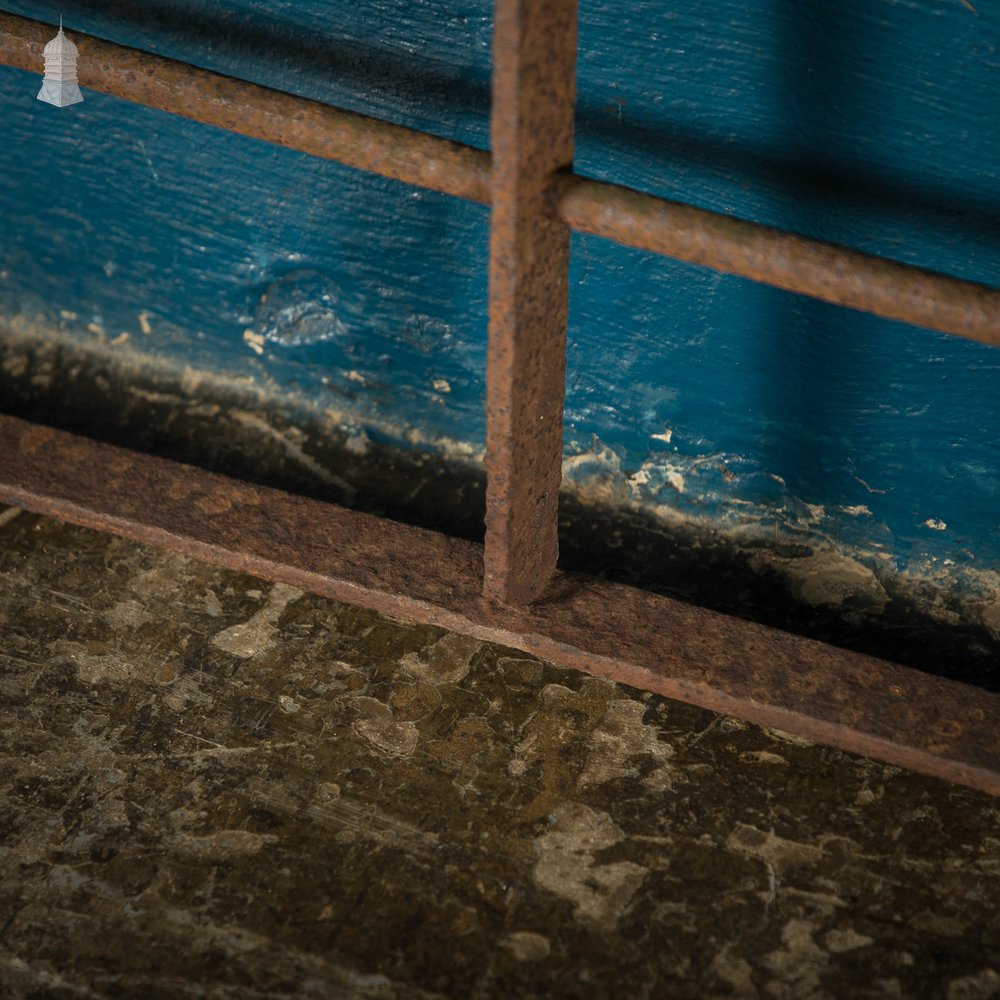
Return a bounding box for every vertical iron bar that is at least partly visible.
[484,0,578,604]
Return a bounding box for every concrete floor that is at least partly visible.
[1,505,998,999]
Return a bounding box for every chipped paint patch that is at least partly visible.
[343,428,370,456]
[762,918,829,999]
[726,824,824,873]
[352,696,420,757]
[711,947,759,999]
[840,505,872,517]
[501,932,551,962]
[802,503,825,524]
[533,802,647,930]
[211,582,302,659]
[54,639,179,685]
[163,673,215,712]
[748,550,888,610]
[627,466,651,488]
[399,632,480,685]
[562,441,628,507]
[980,599,1000,639]
[664,464,685,493]
[243,329,265,355]
[203,589,223,617]
[577,698,677,791]
[102,598,156,630]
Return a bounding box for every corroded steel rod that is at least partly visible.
[0,11,492,204]
[0,415,997,796]
[484,0,577,604]
[558,175,1000,349]
[1,11,999,346]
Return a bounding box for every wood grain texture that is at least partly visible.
[0,0,999,649]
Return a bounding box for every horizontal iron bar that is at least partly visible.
[2,12,999,346]
[0,11,492,204]
[558,175,1000,349]
[0,415,997,797]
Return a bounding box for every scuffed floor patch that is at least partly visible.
[211,582,303,659]
[0,508,998,997]
[533,802,648,931]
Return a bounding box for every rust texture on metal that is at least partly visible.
[0,415,997,797]
[484,0,577,605]
[0,11,491,205]
[2,12,1000,346]
[559,174,1000,348]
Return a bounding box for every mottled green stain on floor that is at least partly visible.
[1,507,998,999]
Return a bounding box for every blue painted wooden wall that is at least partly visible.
[2,0,1000,626]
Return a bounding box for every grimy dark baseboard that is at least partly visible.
[1,329,997,693]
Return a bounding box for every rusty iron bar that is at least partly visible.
[558,175,1000,349]
[1,11,1000,345]
[0,11,492,205]
[484,0,577,604]
[0,415,997,796]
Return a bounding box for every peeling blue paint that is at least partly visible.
[2,0,1000,603]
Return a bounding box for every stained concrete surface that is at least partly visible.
[1,505,998,998]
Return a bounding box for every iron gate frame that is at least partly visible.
[0,5,997,795]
